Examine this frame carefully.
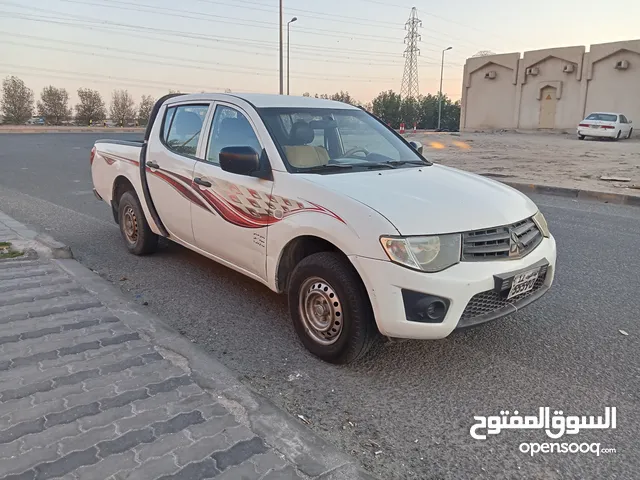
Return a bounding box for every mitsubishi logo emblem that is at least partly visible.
[509,229,525,257]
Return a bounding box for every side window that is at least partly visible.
[620,115,627,124]
[163,107,176,140]
[207,106,262,165]
[162,104,209,157]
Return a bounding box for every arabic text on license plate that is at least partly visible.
[507,268,540,300]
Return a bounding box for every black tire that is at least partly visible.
[288,252,379,364]
[628,128,633,139]
[578,134,585,140]
[118,191,158,255]
[614,130,621,141]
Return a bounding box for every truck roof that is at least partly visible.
[165,93,360,110]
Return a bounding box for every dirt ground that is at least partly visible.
[405,130,640,197]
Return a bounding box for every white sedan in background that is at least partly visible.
[577,112,633,140]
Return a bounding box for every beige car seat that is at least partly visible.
[284,121,330,168]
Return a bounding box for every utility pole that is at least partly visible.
[279,0,284,95]
[400,7,421,100]
[437,46,452,130]
[287,17,298,95]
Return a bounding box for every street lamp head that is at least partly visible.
[445,46,453,51]
[290,17,298,23]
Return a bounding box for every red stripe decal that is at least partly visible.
[100,153,346,228]
[148,169,210,212]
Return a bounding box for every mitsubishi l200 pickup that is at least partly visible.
[91,93,557,364]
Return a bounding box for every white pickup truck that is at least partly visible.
[91,93,557,364]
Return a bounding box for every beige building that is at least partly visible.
[460,39,640,135]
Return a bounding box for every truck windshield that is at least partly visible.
[258,107,430,173]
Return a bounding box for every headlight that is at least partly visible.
[532,211,550,237]
[380,234,461,272]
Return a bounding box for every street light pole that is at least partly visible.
[437,46,452,130]
[287,17,297,95]
[279,0,284,95]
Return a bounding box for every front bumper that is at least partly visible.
[578,128,616,138]
[350,235,557,339]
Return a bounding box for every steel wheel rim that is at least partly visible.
[122,206,138,244]
[298,277,343,346]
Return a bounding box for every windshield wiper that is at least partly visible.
[361,160,430,170]
[363,162,397,169]
[296,164,353,173]
[386,160,430,166]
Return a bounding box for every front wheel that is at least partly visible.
[628,128,633,139]
[288,252,379,364]
[118,191,158,255]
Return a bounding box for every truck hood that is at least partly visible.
[301,165,539,235]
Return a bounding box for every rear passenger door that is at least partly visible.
[190,102,274,280]
[146,102,211,245]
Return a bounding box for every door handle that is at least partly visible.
[193,177,212,187]
[147,161,160,169]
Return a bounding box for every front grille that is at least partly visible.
[462,217,542,261]
[460,266,548,322]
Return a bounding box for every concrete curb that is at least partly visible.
[0,211,377,479]
[0,211,73,258]
[483,178,640,208]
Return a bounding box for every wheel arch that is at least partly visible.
[111,175,138,224]
[274,234,378,299]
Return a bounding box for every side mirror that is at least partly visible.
[219,146,260,176]
[629,120,633,124]
[409,141,423,155]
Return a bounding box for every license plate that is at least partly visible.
[507,268,540,300]
[591,125,600,128]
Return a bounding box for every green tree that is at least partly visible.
[329,91,357,105]
[1,76,34,124]
[400,96,420,126]
[75,88,106,125]
[110,89,136,127]
[137,95,155,126]
[37,86,71,125]
[371,90,402,127]
[439,97,461,131]
[418,94,438,129]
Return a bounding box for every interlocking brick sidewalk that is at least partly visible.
[0,212,376,480]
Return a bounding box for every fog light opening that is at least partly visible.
[426,300,446,321]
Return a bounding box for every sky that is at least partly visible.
[1,0,639,110]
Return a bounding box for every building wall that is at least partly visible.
[461,39,640,134]
[461,53,519,130]
[584,40,640,125]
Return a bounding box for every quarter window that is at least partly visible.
[207,105,262,165]
[162,104,209,157]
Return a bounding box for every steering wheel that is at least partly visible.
[343,147,370,158]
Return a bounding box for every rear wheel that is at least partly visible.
[614,130,621,141]
[578,134,585,140]
[288,252,379,364]
[118,191,158,255]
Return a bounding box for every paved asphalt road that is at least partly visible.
[0,133,638,479]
